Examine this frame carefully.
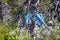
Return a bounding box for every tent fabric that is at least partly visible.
[24,13,47,27]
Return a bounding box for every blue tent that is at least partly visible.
[24,13,47,27]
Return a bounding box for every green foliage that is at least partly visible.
[3,0,18,15]
[0,23,20,40]
[0,23,9,40]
